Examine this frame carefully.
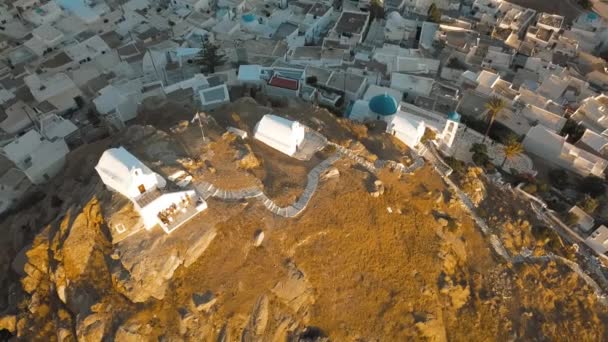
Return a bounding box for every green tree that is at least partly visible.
[421,128,437,144]
[470,142,488,155]
[196,42,226,74]
[579,0,593,9]
[370,0,385,20]
[427,3,442,23]
[579,175,606,198]
[501,135,524,167]
[470,143,491,167]
[560,118,586,142]
[482,97,506,143]
[564,212,579,226]
[578,194,599,214]
[548,169,568,189]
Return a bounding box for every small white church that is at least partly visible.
[253,114,306,157]
[349,93,460,151]
[95,147,208,234]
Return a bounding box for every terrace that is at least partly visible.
[538,13,564,30]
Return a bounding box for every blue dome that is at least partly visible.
[587,12,599,21]
[368,94,398,116]
[448,111,461,122]
[242,13,255,22]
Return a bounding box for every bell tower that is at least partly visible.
[441,111,461,150]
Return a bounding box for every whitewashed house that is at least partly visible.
[38,113,78,141]
[568,205,595,232]
[390,73,434,100]
[64,35,111,65]
[522,125,608,177]
[326,11,370,48]
[586,225,608,254]
[24,73,82,114]
[22,1,63,25]
[576,129,608,158]
[95,147,207,234]
[254,114,305,157]
[570,94,608,134]
[386,112,426,149]
[199,84,230,110]
[93,80,143,126]
[1,129,69,184]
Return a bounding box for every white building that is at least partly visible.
[386,112,426,149]
[93,80,143,125]
[586,225,608,254]
[65,35,111,65]
[349,94,460,151]
[576,129,608,158]
[199,84,230,110]
[0,100,38,134]
[38,113,78,141]
[523,125,608,177]
[326,11,370,48]
[24,73,82,113]
[95,147,207,234]
[1,130,69,184]
[254,114,305,157]
[23,1,63,26]
[569,205,595,232]
[390,73,434,99]
[571,94,608,134]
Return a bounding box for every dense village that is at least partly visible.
[3,0,608,339]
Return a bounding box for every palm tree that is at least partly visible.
[370,0,385,20]
[501,136,524,168]
[482,97,506,143]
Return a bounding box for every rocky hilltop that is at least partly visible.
[0,98,607,341]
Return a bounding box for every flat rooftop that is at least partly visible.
[333,11,369,35]
[538,13,564,28]
[201,86,228,102]
[327,72,366,93]
[305,66,332,85]
[273,22,299,40]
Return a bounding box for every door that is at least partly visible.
[138,184,146,194]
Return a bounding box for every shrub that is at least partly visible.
[548,169,568,189]
[472,151,490,167]
[579,175,606,198]
[538,183,550,193]
[445,156,466,174]
[564,212,579,226]
[579,0,593,9]
[578,195,599,214]
[522,183,537,194]
[560,118,586,142]
[421,128,437,144]
[470,143,488,155]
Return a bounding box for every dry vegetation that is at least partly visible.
[1,98,608,340]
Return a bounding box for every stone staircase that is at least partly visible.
[194,153,341,218]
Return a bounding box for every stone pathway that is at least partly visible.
[328,142,426,175]
[195,153,341,218]
[194,141,427,218]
